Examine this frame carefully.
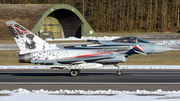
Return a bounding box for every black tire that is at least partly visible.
[70,70,78,77]
[117,71,122,76]
[77,70,81,75]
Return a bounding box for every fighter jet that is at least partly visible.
[5,21,173,76]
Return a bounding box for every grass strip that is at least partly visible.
[0,50,179,65]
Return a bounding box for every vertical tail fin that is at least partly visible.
[5,21,57,54]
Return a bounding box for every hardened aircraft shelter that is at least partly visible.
[31,4,96,38]
[1,4,96,39]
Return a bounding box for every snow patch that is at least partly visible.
[1,88,180,101]
[46,36,180,46]
[156,40,180,46]
[1,88,180,95]
[102,65,180,69]
[46,36,120,41]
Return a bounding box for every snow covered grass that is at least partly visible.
[0,50,179,65]
[1,36,180,47]
[1,65,180,69]
[0,88,177,95]
[1,88,180,101]
[157,40,180,46]
[45,36,180,46]
[104,65,180,69]
[46,36,120,41]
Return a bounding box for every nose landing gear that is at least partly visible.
[114,64,122,76]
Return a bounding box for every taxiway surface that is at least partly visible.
[0,69,180,83]
[0,69,180,90]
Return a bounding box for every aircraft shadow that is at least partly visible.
[0,73,118,77]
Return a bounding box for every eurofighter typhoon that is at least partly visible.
[6,21,173,76]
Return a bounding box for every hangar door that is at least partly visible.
[40,16,64,38]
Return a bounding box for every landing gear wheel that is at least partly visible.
[117,71,122,76]
[114,63,122,76]
[77,70,81,75]
[70,70,80,77]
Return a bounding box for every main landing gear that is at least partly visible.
[114,64,122,76]
[70,70,81,77]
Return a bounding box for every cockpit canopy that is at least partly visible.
[112,36,150,43]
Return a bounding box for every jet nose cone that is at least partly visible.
[153,44,174,53]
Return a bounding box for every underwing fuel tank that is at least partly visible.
[19,53,33,63]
